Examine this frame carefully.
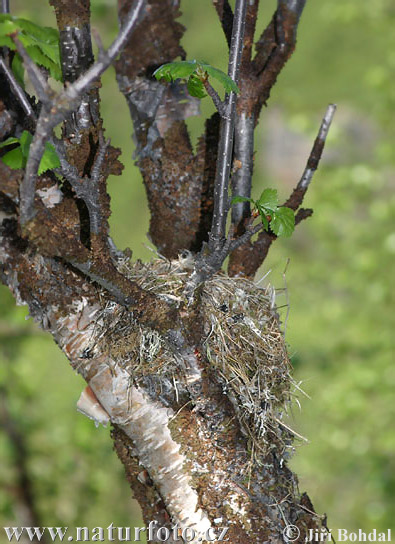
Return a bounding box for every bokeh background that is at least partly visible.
[1,0,394,539]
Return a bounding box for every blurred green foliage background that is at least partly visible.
[1,0,394,538]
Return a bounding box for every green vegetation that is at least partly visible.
[0,14,61,83]
[232,189,295,237]
[0,0,394,536]
[0,131,60,173]
[154,59,239,98]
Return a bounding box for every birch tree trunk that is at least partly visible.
[0,1,334,542]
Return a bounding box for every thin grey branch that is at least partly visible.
[284,104,336,210]
[202,78,226,117]
[229,222,262,252]
[208,0,247,253]
[0,58,36,122]
[17,0,146,226]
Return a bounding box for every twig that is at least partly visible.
[17,0,146,226]
[229,222,262,252]
[212,0,234,48]
[208,0,247,253]
[295,208,313,225]
[284,104,337,210]
[202,78,226,117]
[0,58,36,122]
[0,53,86,190]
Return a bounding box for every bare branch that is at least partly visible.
[212,0,234,48]
[202,78,226,117]
[284,104,337,210]
[208,0,247,253]
[18,0,146,226]
[229,222,262,252]
[0,58,36,123]
[295,207,313,225]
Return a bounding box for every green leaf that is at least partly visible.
[0,137,20,149]
[16,18,59,45]
[201,63,239,94]
[257,188,279,212]
[11,53,25,88]
[231,195,252,205]
[19,130,32,159]
[187,73,206,98]
[25,43,62,81]
[38,142,61,174]
[1,131,60,173]
[154,59,239,97]
[1,146,24,169]
[0,14,61,81]
[154,60,198,83]
[258,209,269,231]
[270,207,295,237]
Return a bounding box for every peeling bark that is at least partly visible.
[0,0,333,541]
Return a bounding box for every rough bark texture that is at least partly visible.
[0,1,332,542]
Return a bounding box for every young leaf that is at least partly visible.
[201,63,239,94]
[257,188,279,212]
[154,60,198,83]
[258,209,269,231]
[1,131,61,174]
[187,73,206,98]
[0,14,62,81]
[11,53,25,88]
[0,137,20,149]
[38,142,61,174]
[1,146,24,169]
[154,59,239,98]
[270,207,295,237]
[19,130,33,159]
[231,195,252,205]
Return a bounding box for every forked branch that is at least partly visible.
[228,104,337,278]
[15,0,146,226]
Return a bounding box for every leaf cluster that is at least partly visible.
[232,189,295,237]
[153,59,239,99]
[0,14,62,84]
[0,131,60,174]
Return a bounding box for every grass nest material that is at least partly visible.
[92,256,300,460]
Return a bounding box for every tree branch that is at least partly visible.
[49,0,98,140]
[231,112,254,224]
[0,58,36,123]
[284,104,337,210]
[212,0,234,48]
[208,0,247,253]
[228,105,336,278]
[202,77,226,117]
[15,0,145,227]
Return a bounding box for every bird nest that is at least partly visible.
[91,256,300,460]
